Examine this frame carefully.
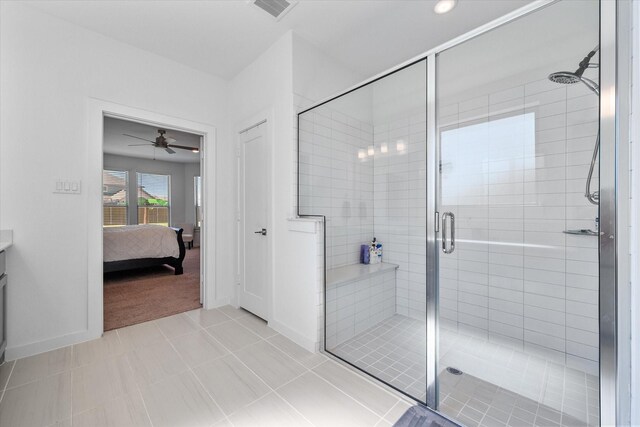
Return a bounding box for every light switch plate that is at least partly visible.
[54,180,81,194]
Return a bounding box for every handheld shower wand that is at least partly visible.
[548,45,600,205]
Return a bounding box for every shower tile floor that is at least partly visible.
[330,314,599,427]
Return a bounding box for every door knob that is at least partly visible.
[254,228,267,236]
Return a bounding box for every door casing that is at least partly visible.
[87,99,218,341]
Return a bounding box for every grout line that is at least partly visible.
[198,314,318,426]
[69,342,74,426]
[134,386,154,427]
[307,364,394,420]
[379,399,409,425]
[249,371,316,427]
[123,358,155,427]
[116,327,156,427]
[70,365,73,426]
[0,360,16,404]
[156,318,230,426]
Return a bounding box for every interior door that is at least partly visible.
[239,123,269,320]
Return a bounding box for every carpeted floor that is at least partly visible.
[103,247,202,331]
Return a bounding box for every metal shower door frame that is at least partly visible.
[424,2,626,426]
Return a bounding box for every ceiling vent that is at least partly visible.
[253,0,297,21]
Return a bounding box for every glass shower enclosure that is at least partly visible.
[298,1,617,426]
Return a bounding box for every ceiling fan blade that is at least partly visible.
[123,134,155,143]
[168,143,199,151]
[165,147,176,154]
[165,137,177,143]
[128,143,152,147]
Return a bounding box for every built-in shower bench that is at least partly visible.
[325,262,399,348]
[326,262,399,287]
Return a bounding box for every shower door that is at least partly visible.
[432,1,601,426]
[298,59,429,403]
[297,0,622,425]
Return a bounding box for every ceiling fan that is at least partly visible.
[123,129,199,154]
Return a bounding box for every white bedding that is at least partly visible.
[103,224,180,262]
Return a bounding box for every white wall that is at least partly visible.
[325,270,396,349]
[372,111,427,321]
[0,3,364,358]
[228,31,313,347]
[371,60,427,321]
[0,3,234,358]
[227,31,364,351]
[298,107,374,270]
[292,35,369,118]
[103,154,199,226]
[437,75,600,376]
[292,34,368,350]
[298,58,429,327]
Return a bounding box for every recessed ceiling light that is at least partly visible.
[434,0,457,14]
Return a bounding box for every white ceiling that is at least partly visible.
[437,0,599,103]
[24,0,534,80]
[104,117,201,163]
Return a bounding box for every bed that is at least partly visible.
[103,224,186,275]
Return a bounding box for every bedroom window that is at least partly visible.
[137,172,170,226]
[103,170,128,227]
[194,176,202,227]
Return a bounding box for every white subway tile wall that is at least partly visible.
[373,110,427,320]
[298,99,400,350]
[295,70,599,412]
[438,77,599,376]
[298,105,375,270]
[325,270,396,348]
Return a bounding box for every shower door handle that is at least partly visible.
[442,212,455,254]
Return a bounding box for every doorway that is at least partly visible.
[101,117,204,330]
[87,99,217,339]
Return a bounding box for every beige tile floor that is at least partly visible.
[0,306,414,427]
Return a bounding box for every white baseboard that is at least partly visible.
[6,329,100,361]
[269,319,318,353]
[6,297,238,361]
